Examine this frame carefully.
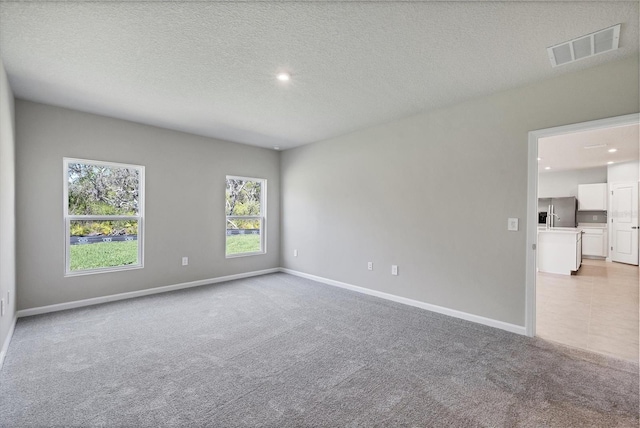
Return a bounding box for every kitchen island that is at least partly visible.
[537,227,583,275]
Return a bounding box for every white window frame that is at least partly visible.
[225,175,266,258]
[63,157,145,276]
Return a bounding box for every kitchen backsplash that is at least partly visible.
[577,211,607,223]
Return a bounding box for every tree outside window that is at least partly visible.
[64,158,144,274]
[225,177,265,256]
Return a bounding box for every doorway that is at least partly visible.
[526,113,639,361]
[611,181,640,264]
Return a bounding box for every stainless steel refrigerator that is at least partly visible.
[538,196,577,227]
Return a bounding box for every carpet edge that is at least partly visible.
[15,268,280,318]
[279,268,527,336]
[0,315,17,371]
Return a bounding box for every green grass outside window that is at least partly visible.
[226,234,261,255]
[70,241,138,271]
[70,234,262,271]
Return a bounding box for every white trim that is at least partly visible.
[526,113,640,337]
[526,126,539,337]
[64,263,144,278]
[16,268,279,318]
[0,316,17,371]
[67,215,139,221]
[14,268,525,336]
[226,175,265,183]
[63,157,145,276]
[225,176,266,257]
[280,268,526,335]
[225,250,266,259]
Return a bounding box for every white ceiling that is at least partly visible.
[0,2,638,150]
[538,123,639,173]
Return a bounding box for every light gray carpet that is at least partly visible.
[1,273,638,427]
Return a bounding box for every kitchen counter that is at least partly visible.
[537,228,582,275]
[538,227,583,234]
[578,223,607,229]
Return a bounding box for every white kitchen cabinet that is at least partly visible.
[538,229,582,275]
[578,183,607,211]
[582,228,608,258]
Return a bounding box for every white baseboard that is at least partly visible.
[16,268,280,318]
[280,268,527,336]
[14,267,526,336]
[0,316,17,371]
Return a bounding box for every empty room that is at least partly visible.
[0,2,639,427]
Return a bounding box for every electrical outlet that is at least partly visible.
[294,249,298,257]
[508,218,519,231]
[367,262,373,271]
[182,257,188,266]
[391,265,398,276]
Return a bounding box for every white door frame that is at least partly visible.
[525,113,640,337]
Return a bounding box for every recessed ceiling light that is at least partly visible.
[607,161,614,165]
[276,72,290,82]
[545,166,551,170]
[608,148,617,153]
[273,146,280,150]
[537,157,542,161]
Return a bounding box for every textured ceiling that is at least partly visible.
[0,2,638,149]
[539,123,639,173]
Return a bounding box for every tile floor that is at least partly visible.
[536,258,639,362]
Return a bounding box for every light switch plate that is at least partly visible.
[508,218,519,231]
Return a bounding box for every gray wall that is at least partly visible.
[281,56,639,327]
[16,101,280,310]
[0,59,16,352]
[538,167,607,198]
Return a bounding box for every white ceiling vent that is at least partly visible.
[547,24,621,67]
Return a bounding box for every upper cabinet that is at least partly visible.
[578,183,607,211]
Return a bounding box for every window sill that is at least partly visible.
[65,264,143,277]
[225,251,266,259]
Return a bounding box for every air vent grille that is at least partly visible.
[548,24,621,67]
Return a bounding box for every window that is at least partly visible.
[226,176,266,257]
[64,158,144,275]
